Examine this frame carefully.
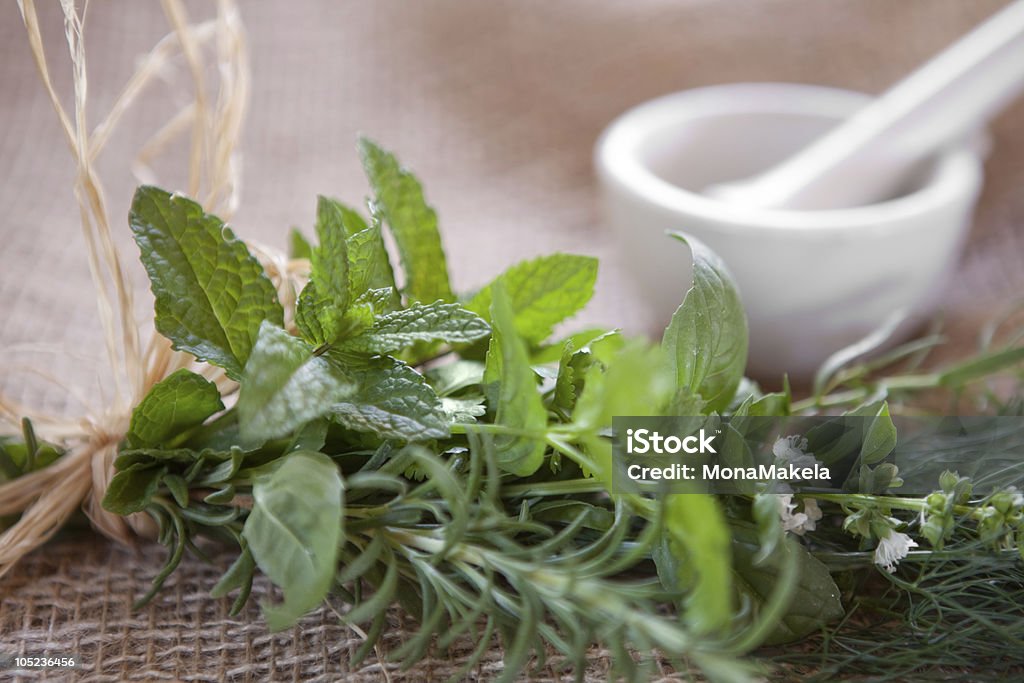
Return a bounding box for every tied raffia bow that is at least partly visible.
[0,0,256,577]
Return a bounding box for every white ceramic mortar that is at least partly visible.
[595,83,984,379]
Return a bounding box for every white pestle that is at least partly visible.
[707,0,1024,210]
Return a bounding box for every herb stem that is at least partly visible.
[501,478,605,497]
[810,492,979,518]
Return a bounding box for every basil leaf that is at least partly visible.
[129,186,283,379]
[237,322,356,443]
[483,284,546,476]
[468,254,598,345]
[127,369,224,448]
[327,354,449,441]
[358,137,453,304]
[732,524,844,645]
[339,302,490,354]
[662,234,748,413]
[243,451,343,630]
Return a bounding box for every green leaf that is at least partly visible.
[129,186,283,379]
[347,222,397,302]
[339,302,490,354]
[237,322,356,443]
[532,328,612,364]
[441,396,487,423]
[289,228,312,259]
[860,402,897,465]
[335,202,370,236]
[294,279,341,346]
[483,284,546,476]
[211,544,256,616]
[102,463,166,515]
[662,234,748,413]
[358,137,453,304]
[164,474,189,507]
[426,360,485,397]
[573,341,673,431]
[467,254,598,345]
[732,524,844,645]
[551,332,631,419]
[938,345,1024,387]
[312,196,351,309]
[327,353,449,441]
[127,369,224,448]
[114,447,206,469]
[293,197,357,345]
[354,287,398,314]
[665,494,733,635]
[211,544,255,598]
[243,451,343,630]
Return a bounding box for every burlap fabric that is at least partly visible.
[1,1,1021,680]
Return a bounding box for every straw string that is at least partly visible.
[0,0,252,577]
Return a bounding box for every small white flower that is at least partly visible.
[874,529,918,573]
[772,435,820,469]
[801,498,822,532]
[777,494,821,536]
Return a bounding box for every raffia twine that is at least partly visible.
[0,0,300,578]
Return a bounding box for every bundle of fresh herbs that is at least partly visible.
[3,133,1023,681]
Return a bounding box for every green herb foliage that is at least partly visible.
[5,138,1018,681]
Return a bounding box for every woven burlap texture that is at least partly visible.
[1,1,1022,680]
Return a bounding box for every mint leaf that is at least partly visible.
[426,360,485,397]
[468,254,598,345]
[550,331,626,418]
[243,451,342,631]
[129,186,283,379]
[327,353,448,441]
[339,302,489,354]
[483,284,546,476]
[532,327,613,364]
[294,197,356,345]
[127,369,224,448]
[237,322,355,443]
[312,196,351,309]
[335,202,370,236]
[294,280,341,346]
[358,137,453,304]
[296,282,377,347]
[347,221,397,301]
[662,234,748,413]
[289,228,312,259]
[354,287,398,315]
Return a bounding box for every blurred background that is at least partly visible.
[2,0,1021,412]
